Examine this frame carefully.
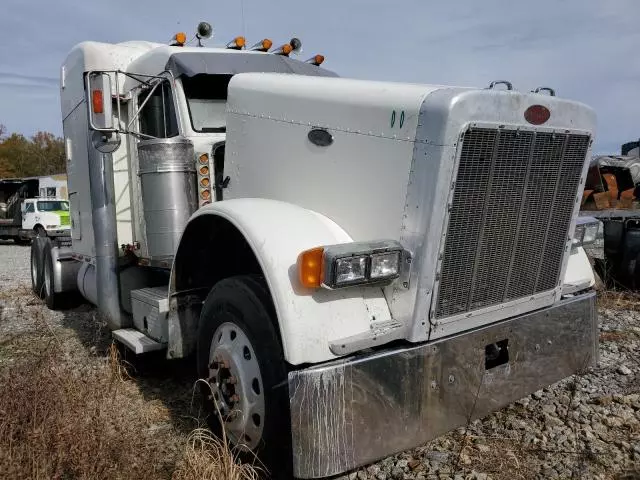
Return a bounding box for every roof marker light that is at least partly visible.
[272,43,293,56]
[305,54,325,66]
[226,36,246,50]
[172,32,187,46]
[249,38,273,52]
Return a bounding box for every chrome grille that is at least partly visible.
[435,128,590,319]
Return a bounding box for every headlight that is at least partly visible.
[572,217,601,252]
[335,256,367,285]
[297,240,405,289]
[370,252,401,280]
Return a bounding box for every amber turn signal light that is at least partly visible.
[297,247,324,288]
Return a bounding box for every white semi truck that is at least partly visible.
[32,24,601,478]
[0,177,70,243]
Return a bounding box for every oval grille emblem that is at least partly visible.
[524,105,551,125]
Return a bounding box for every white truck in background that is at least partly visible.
[32,22,601,479]
[0,177,70,243]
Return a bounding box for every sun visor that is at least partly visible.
[165,52,338,78]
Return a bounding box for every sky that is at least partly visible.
[0,0,639,154]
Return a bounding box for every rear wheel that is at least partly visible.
[30,238,45,298]
[197,275,291,478]
[42,242,63,310]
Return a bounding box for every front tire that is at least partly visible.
[197,275,291,478]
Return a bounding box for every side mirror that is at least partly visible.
[21,203,26,213]
[86,72,115,132]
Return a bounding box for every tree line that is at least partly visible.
[0,124,65,179]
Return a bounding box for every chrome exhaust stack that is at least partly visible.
[88,148,125,329]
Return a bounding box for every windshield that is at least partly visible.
[181,74,232,133]
[37,200,69,212]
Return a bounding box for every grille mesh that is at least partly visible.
[435,128,590,319]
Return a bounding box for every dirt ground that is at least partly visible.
[0,242,639,479]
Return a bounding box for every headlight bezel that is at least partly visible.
[322,240,405,289]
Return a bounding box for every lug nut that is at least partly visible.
[225,376,237,385]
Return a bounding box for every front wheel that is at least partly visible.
[197,275,291,478]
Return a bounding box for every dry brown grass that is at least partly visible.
[597,289,640,312]
[172,429,262,480]
[600,330,634,343]
[0,301,261,479]
[0,344,163,479]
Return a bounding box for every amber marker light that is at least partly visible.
[297,247,324,288]
[226,36,246,50]
[174,32,187,45]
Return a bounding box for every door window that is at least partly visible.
[138,80,179,138]
[25,203,35,213]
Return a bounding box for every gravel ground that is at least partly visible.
[0,241,31,287]
[1,244,639,479]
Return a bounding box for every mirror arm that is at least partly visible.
[127,80,162,130]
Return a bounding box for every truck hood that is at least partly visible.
[41,211,70,228]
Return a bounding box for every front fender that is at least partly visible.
[172,198,393,365]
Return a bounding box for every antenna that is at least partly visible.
[240,0,246,40]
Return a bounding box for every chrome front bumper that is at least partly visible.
[288,291,598,478]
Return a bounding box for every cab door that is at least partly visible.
[22,202,36,229]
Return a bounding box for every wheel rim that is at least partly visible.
[208,321,265,450]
